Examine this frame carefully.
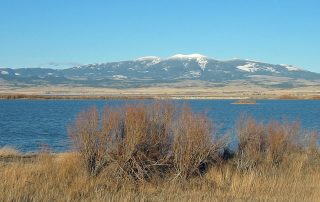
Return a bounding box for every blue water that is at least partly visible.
[0,100,319,152]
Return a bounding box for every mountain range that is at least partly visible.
[1,54,319,89]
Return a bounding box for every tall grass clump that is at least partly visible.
[105,103,175,181]
[266,120,300,164]
[236,114,306,170]
[68,102,225,180]
[236,114,266,170]
[68,107,107,176]
[173,106,225,179]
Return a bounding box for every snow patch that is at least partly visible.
[236,63,259,72]
[113,75,127,79]
[169,54,208,70]
[189,71,201,77]
[47,73,53,76]
[197,57,208,71]
[264,67,279,73]
[136,56,161,66]
[1,71,9,75]
[15,73,20,76]
[169,54,207,59]
[237,63,280,73]
[281,64,300,71]
[183,62,188,67]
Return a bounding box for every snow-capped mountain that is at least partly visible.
[1,54,319,88]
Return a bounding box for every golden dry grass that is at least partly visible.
[1,151,320,201]
[0,146,20,156]
[1,81,319,100]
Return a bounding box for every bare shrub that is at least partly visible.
[107,103,175,181]
[68,102,225,180]
[306,131,319,154]
[172,105,224,179]
[236,114,266,170]
[266,121,300,164]
[236,115,304,170]
[68,106,107,176]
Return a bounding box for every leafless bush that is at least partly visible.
[68,102,225,180]
[266,121,300,164]
[172,106,224,179]
[108,104,158,180]
[68,107,107,176]
[235,114,305,170]
[116,103,175,180]
[235,114,266,170]
[306,131,319,154]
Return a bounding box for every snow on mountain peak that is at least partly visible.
[1,70,9,75]
[169,54,208,71]
[135,56,161,66]
[236,63,259,72]
[169,53,207,59]
[237,62,281,73]
[281,64,301,71]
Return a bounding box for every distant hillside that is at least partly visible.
[1,54,320,88]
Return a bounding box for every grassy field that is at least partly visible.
[1,149,319,201]
[1,82,320,100]
[1,103,320,201]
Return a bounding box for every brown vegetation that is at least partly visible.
[232,99,257,104]
[235,115,305,170]
[1,102,320,201]
[68,103,225,180]
[0,146,20,156]
[311,95,320,100]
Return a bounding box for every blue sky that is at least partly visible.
[1,0,320,72]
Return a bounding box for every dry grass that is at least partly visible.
[232,99,257,104]
[311,95,320,100]
[1,103,320,201]
[279,94,300,100]
[0,146,20,156]
[1,151,319,201]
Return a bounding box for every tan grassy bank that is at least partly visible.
[1,150,320,201]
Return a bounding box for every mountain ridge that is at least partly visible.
[1,54,319,89]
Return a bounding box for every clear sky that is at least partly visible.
[1,0,319,72]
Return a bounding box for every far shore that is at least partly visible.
[1,84,319,100]
[1,93,320,100]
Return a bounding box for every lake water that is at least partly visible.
[0,100,319,152]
